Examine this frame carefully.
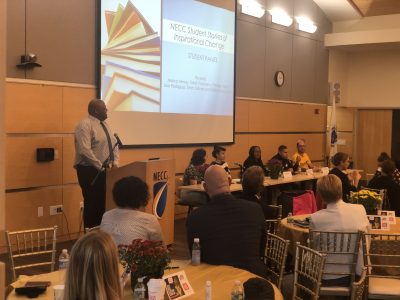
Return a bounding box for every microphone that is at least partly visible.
[114,133,123,147]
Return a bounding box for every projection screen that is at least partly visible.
[99,0,236,146]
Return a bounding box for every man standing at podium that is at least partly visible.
[74,99,119,228]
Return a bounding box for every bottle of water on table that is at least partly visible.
[58,249,70,270]
[231,280,244,300]
[192,238,201,266]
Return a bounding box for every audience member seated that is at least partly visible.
[270,145,299,172]
[310,174,369,287]
[243,145,267,175]
[186,165,267,278]
[239,166,277,219]
[210,145,231,177]
[292,139,313,170]
[100,176,164,245]
[368,159,400,215]
[329,152,360,202]
[372,152,400,186]
[64,231,122,300]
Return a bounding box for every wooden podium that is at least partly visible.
[106,159,175,245]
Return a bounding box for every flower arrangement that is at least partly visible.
[267,159,283,179]
[118,239,170,291]
[350,189,382,214]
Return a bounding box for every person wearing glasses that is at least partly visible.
[292,139,313,171]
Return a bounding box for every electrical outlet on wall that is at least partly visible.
[50,205,63,216]
[38,206,43,217]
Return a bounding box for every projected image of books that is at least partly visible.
[101,1,161,112]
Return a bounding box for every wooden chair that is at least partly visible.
[361,232,400,299]
[293,242,326,300]
[262,233,289,289]
[351,267,367,300]
[5,226,57,281]
[309,230,362,297]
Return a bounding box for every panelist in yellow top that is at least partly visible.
[292,139,313,170]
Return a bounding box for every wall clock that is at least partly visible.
[274,71,285,87]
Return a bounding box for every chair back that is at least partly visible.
[293,242,326,300]
[351,267,367,300]
[309,230,362,284]
[5,226,57,281]
[265,219,280,235]
[262,233,289,289]
[361,233,400,298]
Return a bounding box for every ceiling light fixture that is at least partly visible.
[269,8,293,27]
[295,16,317,33]
[240,0,265,18]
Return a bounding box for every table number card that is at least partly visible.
[283,171,292,179]
[320,167,329,175]
[164,271,194,300]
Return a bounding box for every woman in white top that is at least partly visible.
[100,176,164,245]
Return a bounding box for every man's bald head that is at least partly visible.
[204,165,230,198]
[88,99,108,121]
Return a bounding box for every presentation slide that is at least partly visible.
[100,0,235,146]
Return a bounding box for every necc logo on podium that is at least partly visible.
[152,171,169,219]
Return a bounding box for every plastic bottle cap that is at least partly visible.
[62,249,68,254]
[234,280,241,285]
[206,280,211,287]
[194,238,200,243]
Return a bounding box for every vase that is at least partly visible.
[270,170,280,179]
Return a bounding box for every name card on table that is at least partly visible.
[306,169,314,176]
[282,171,293,179]
[321,167,330,175]
[163,271,194,300]
[367,215,390,230]
[378,210,396,224]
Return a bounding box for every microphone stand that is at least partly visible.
[91,141,119,186]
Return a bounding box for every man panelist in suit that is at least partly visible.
[74,99,119,228]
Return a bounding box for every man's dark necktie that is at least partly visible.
[100,121,114,164]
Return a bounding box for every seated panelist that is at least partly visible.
[271,145,299,173]
[292,139,313,170]
[243,145,267,176]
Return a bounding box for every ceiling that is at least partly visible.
[350,0,400,17]
[314,0,400,22]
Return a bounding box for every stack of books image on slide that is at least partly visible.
[101,1,161,112]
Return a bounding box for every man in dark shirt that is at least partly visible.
[271,145,299,172]
[186,165,267,278]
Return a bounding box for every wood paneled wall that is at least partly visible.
[0,0,6,238]
[356,109,392,177]
[1,80,327,251]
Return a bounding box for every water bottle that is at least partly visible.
[205,280,212,300]
[58,249,70,270]
[231,280,244,300]
[192,238,201,265]
[133,277,146,300]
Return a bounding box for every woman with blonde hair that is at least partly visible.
[64,230,122,300]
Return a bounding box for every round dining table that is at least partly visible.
[8,262,283,300]
[278,214,400,276]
